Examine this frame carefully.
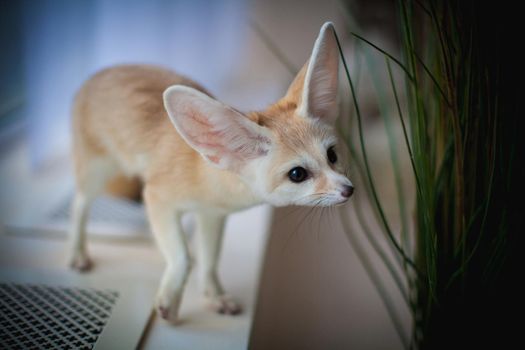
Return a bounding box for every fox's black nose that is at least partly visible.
[341,185,354,198]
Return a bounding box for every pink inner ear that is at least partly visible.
[179,121,228,154]
[176,100,270,165]
[302,25,339,121]
[308,67,337,118]
[207,155,221,164]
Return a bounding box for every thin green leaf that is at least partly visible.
[413,52,452,108]
[334,28,420,274]
[351,32,414,82]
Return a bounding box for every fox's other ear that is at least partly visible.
[287,22,339,124]
[163,86,271,171]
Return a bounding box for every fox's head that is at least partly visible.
[164,22,353,207]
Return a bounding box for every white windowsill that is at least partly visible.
[0,136,272,349]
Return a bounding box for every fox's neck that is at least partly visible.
[223,175,264,211]
[200,162,264,213]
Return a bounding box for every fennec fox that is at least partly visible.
[69,22,353,322]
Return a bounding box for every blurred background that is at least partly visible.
[0,0,409,349]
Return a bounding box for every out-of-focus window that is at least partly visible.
[0,1,24,129]
[3,0,247,166]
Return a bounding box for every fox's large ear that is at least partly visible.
[287,22,339,124]
[163,86,272,171]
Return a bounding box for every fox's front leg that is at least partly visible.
[145,187,191,323]
[195,212,241,315]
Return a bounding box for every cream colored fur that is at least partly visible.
[69,22,353,322]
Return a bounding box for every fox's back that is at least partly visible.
[72,64,209,179]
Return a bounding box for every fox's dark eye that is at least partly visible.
[327,146,337,164]
[288,167,308,183]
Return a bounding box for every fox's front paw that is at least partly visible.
[155,292,183,324]
[68,252,93,272]
[206,294,242,315]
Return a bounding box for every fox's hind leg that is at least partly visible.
[68,155,118,272]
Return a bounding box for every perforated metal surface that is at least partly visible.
[0,283,119,349]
